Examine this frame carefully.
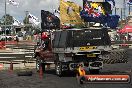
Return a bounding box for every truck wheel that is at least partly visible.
[89,69,99,74]
[17,70,33,76]
[36,57,46,72]
[55,62,63,77]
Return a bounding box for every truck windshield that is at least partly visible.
[72,29,110,46]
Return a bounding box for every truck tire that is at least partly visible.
[36,57,45,72]
[89,69,99,74]
[55,62,63,77]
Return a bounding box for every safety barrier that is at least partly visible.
[5,41,17,45]
[0,41,6,49]
[0,41,36,71]
[111,41,132,44]
[103,49,128,64]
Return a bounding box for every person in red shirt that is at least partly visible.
[41,32,49,50]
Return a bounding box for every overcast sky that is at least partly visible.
[0,0,129,22]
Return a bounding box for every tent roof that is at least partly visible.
[117,25,132,33]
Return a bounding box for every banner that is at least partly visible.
[60,0,84,26]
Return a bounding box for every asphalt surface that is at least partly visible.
[0,49,132,88]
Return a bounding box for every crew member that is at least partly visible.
[41,32,49,50]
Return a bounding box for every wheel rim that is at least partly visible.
[36,57,40,71]
[36,60,40,70]
[56,64,61,75]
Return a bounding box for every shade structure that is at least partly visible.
[117,25,132,33]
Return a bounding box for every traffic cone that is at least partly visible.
[76,73,79,79]
[39,65,43,79]
[9,62,13,73]
[0,64,3,70]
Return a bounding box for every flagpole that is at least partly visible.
[5,0,7,43]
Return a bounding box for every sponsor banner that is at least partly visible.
[84,75,130,83]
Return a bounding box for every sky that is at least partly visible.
[0,0,129,23]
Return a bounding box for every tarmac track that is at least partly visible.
[0,49,132,88]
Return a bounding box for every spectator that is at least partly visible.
[128,34,131,41]
[15,35,19,43]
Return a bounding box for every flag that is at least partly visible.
[54,9,60,14]
[28,13,40,25]
[41,10,60,29]
[105,0,115,9]
[127,0,132,5]
[60,0,84,26]
[13,17,23,26]
[8,0,19,7]
[54,9,60,18]
[83,2,109,17]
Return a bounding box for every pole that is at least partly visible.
[25,11,29,40]
[115,7,117,15]
[25,11,29,29]
[123,0,129,41]
[5,0,7,43]
[129,4,131,15]
[121,8,123,28]
[123,0,126,20]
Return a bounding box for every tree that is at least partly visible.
[23,16,32,32]
[23,16,30,24]
[0,14,13,35]
[1,14,13,25]
[23,16,41,34]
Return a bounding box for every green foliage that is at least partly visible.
[23,16,29,24]
[1,14,13,25]
[23,16,41,33]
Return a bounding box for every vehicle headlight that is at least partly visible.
[98,55,102,58]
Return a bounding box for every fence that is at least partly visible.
[0,41,36,70]
[103,49,128,64]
